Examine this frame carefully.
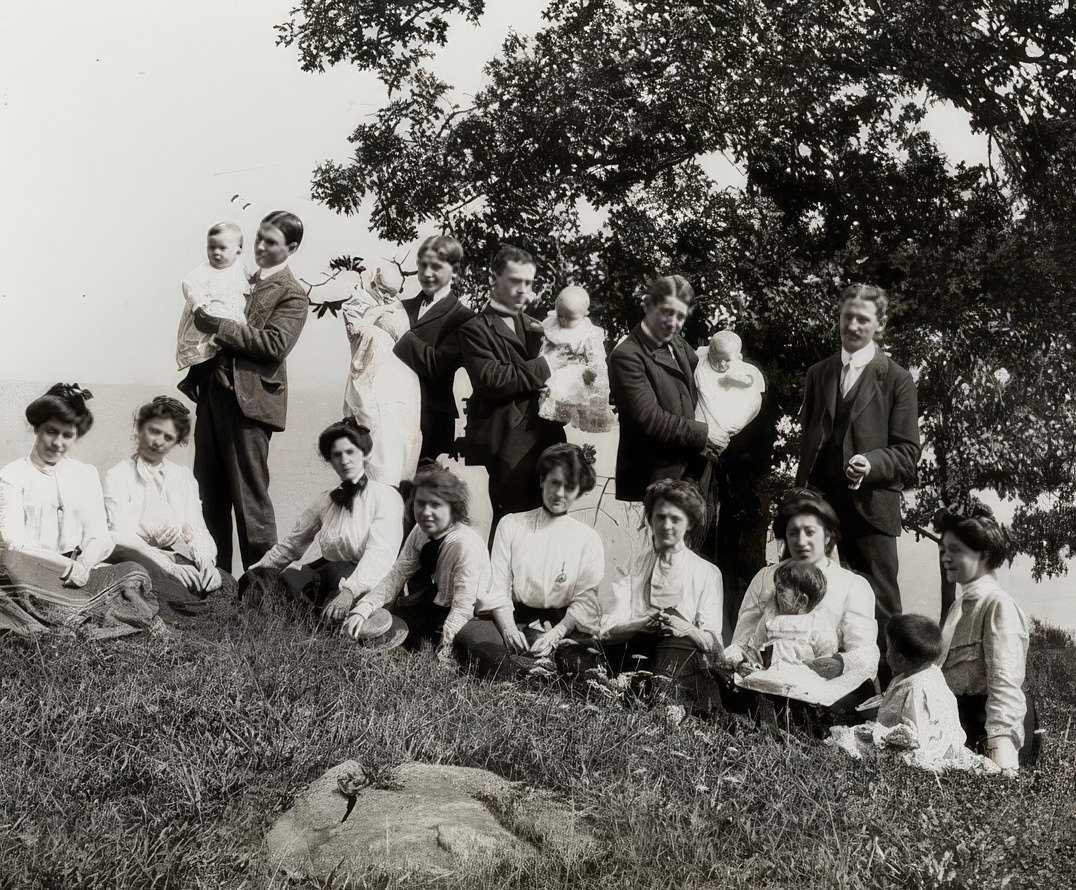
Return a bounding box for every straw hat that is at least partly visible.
[353,608,408,651]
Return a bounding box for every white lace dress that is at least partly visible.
[538,315,614,433]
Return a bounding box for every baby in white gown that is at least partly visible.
[538,286,614,433]
[694,330,765,445]
[342,299,422,487]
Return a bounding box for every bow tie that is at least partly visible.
[330,475,368,510]
[420,293,434,307]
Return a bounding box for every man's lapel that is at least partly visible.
[820,354,841,431]
[412,292,457,329]
[850,349,889,424]
[401,295,423,327]
[482,304,526,353]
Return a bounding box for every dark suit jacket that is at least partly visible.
[458,305,558,469]
[214,267,308,432]
[393,292,474,454]
[796,349,921,536]
[608,324,709,501]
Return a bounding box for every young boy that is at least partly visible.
[725,561,837,671]
[176,221,250,403]
[693,329,765,446]
[538,286,614,433]
[393,235,475,462]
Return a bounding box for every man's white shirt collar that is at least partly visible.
[256,260,289,281]
[841,340,877,368]
[418,283,453,316]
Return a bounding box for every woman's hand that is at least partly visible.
[654,611,696,638]
[62,560,91,589]
[342,612,366,639]
[199,565,223,593]
[323,587,356,623]
[806,655,844,679]
[529,626,566,658]
[149,523,182,551]
[501,626,530,654]
[167,561,203,593]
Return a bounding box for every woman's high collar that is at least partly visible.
[958,573,1003,599]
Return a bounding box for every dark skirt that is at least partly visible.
[279,559,359,613]
[560,631,725,717]
[134,552,230,618]
[454,604,570,680]
[956,691,1041,768]
[0,555,158,638]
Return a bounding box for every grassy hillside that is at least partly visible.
[0,597,1073,889]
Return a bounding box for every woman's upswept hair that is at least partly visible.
[886,613,944,664]
[643,479,706,530]
[317,418,373,460]
[412,466,471,525]
[933,503,1009,570]
[135,396,192,445]
[26,383,95,437]
[772,487,841,555]
[536,443,597,496]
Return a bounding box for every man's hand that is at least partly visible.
[845,454,871,489]
[62,560,91,589]
[192,307,223,334]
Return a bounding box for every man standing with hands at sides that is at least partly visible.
[608,275,729,503]
[796,283,921,660]
[190,210,308,572]
[393,234,474,463]
[459,245,568,540]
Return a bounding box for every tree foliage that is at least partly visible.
[281,0,1076,578]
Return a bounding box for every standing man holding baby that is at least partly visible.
[189,210,308,572]
[796,284,921,656]
[608,275,728,503]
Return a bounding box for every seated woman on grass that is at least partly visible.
[934,504,1038,771]
[243,419,403,627]
[721,488,879,721]
[0,384,158,637]
[575,479,723,716]
[343,466,489,660]
[454,443,605,679]
[103,397,225,616]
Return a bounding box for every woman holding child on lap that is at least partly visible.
[722,488,879,718]
[103,397,225,615]
[0,385,159,636]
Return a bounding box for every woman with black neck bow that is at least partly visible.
[245,420,404,624]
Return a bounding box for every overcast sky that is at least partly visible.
[0,1,986,388]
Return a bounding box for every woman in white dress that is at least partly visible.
[342,298,422,487]
[933,505,1038,770]
[454,443,605,679]
[103,396,224,615]
[244,420,404,627]
[0,384,158,637]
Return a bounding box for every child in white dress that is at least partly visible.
[827,614,998,773]
[725,560,837,671]
[693,329,765,445]
[176,221,250,401]
[538,286,614,433]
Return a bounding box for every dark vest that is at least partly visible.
[812,375,863,487]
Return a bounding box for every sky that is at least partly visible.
[0,1,988,390]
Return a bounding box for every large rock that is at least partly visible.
[264,761,595,880]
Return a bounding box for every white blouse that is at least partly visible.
[0,456,114,568]
[728,558,879,681]
[606,544,723,650]
[253,479,404,598]
[352,522,490,646]
[103,456,216,566]
[938,574,1029,749]
[477,508,605,635]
